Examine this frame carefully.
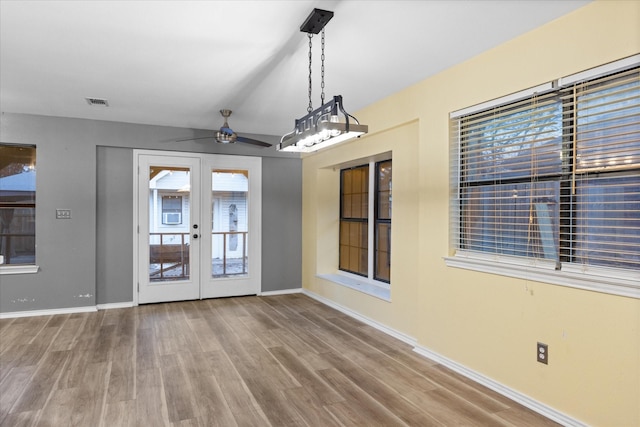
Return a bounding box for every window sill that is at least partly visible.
[317,273,391,301]
[444,253,639,299]
[0,265,39,275]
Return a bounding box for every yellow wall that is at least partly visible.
[301,1,640,425]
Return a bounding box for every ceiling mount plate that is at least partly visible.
[300,8,334,34]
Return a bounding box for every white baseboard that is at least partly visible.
[413,345,586,427]
[0,305,97,319]
[96,301,135,310]
[302,289,417,346]
[260,288,303,297]
[303,288,585,427]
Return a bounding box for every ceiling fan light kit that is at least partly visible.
[277,8,368,153]
[216,109,238,144]
[176,109,271,148]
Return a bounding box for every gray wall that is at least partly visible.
[0,112,302,312]
[261,157,302,292]
[96,146,134,304]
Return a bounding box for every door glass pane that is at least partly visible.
[212,169,249,277]
[148,166,190,282]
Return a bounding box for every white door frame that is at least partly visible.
[132,149,262,305]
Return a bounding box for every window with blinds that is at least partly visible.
[450,61,639,282]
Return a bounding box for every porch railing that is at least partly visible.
[212,231,248,276]
[149,232,189,280]
[0,232,36,265]
[148,231,248,281]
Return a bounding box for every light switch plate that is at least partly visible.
[56,209,72,219]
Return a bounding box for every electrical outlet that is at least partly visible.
[537,342,548,364]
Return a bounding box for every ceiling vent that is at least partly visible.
[85,97,109,107]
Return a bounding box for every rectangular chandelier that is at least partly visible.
[277,95,368,153]
[277,9,368,153]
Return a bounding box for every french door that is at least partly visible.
[134,150,261,304]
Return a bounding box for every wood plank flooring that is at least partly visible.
[0,294,559,426]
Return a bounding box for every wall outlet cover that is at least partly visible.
[537,342,548,364]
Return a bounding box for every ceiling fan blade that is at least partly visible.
[236,135,272,147]
[175,135,215,143]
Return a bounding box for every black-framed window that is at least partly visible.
[375,160,392,282]
[339,165,369,276]
[339,159,392,282]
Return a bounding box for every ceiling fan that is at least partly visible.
[176,109,272,147]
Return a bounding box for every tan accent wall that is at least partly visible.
[301,1,640,425]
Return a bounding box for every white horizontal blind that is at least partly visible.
[564,68,640,270]
[451,64,639,273]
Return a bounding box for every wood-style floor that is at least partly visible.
[0,294,558,426]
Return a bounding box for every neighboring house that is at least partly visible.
[148,169,248,262]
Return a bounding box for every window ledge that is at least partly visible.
[0,265,39,275]
[444,254,639,299]
[317,273,391,301]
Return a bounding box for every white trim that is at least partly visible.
[413,345,587,427]
[367,164,375,280]
[302,289,414,345]
[96,301,135,310]
[134,150,263,303]
[0,265,39,275]
[323,151,392,171]
[132,150,140,306]
[259,288,303,296]
[317,273,391,301]
[0,305,97,319]
[559,54,640,87]
[444,254,640,299]
[303,288,585,427]
[450,82,553,119]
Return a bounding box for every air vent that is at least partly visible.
[85,97,109,107]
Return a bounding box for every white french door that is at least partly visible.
[134,150,261,304]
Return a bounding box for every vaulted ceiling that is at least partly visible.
[0,1,590,139]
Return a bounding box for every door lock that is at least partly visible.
[193,234,199,239]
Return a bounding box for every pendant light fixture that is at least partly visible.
[277,9,368,153]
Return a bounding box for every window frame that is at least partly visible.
[161,194,183,225]
[339,164,369,278]
[0,143,38,275]
[335,157,393,295]
[374,160,392,283]
[447,56,640,299]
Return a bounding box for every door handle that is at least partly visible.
[193,234,199,239]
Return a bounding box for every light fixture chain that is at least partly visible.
[320,28,325,106]
[307,33,313,113]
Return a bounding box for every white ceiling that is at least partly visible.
[1,0,590,139]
